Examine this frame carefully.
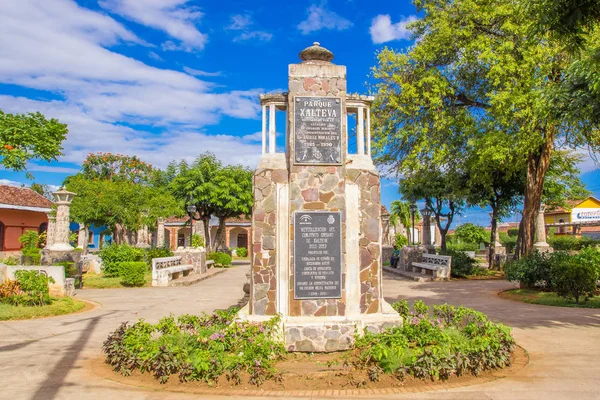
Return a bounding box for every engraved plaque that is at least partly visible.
[294,96,342,165]
[294,211,342,299]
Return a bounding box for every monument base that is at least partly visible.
[533,243,554,253]
[42,249,80,266]
[238,302,403,352]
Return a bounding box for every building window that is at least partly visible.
[0,221,4,251]
[39,222,48,234]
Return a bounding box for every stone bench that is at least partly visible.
[411,253,452,280]
[152,256,194,287]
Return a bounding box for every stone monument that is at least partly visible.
[43,187,78,265]
[238,43,402,352]
[533,205,553,253]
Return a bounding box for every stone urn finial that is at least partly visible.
[299,42,334,63]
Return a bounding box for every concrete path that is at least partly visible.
[1,267,599,400]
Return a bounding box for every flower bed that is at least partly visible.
[103,301,515,388]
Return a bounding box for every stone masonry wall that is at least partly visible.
[287,62,348,317]
[347,168,382,314]
[252,166,288,315]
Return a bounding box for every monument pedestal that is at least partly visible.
[242,43,402,352]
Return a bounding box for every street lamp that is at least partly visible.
[409,202,418,246]
[186,197,197,248]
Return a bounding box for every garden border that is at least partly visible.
[0,298,99,321]
[91,345,529,397]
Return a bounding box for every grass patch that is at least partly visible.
[83,272,152,289]
[0,297,87,321]
[501,289,600,308]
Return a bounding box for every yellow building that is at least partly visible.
[545,196,600,235]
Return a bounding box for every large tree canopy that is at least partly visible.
[372,0,599,257]
[0,110,68,172]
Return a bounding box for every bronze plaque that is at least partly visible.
[294,96,342,165]
[294,211,342,299]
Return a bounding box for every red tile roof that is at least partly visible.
[0,185,54,209]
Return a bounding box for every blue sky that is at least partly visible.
[0,0,598,227]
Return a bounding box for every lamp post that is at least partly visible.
[186,198,197,248]
[409,202,418,246]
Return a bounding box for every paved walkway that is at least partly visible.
[1,267,599,400]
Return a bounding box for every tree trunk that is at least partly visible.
[202,216,211,251]
[214,216,227,251]
[516,138,553,258]
[489,207,498,269]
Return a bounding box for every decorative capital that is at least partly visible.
[52,186,76,205]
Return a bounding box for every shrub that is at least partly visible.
[102,308,285,385]
[100,244,144,277]
[548,235,579,251]
[208,252,232,267]
[0,257,19,266]
[454,223,490,245]
[575,246,600,277]
[507,228,519,237]
[353,301,514,381]
[191,234,204,248]
[441,249,477,278]
[118,262,147,287]
[550,254,598,304]
[144,247,174,267]
[499,232,517,253]
[394,234,408,248]
[446,241,479,252]
[504,251,552,288]
[236,247,248,257]
[0,270,55,306]
[22,247,41,265]
[19,230,40,249]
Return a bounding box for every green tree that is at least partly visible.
[399,166,465,251]
[454,223,489,246]
[169,153,221,249]
[0,110,68,171]
[372,0,599,258]
[389,200,421,245]
[211,165,253,251]
[30,182,54,200]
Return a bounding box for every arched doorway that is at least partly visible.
[228,227,249,249]
[0,221,4,251]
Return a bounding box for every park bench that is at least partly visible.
[152,256,194,287]
[411,253,452,280]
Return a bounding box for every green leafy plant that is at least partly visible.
[0,270,55,306]
[0,257,19,266]
[103,308,285,386]
[549,253,598,304]
[353,302,514,382]
[504,251,552,288]
[191,234,204,248]
[440,249,477,278]
[499,232,517,253]
[118,262,147,287]
[100,244,144,277]
[208,252,232,268]
[235,247,248,257]
[394,234,408,248]
[19,230,40,249]
[22,247,41,265]
[454,223,490,246]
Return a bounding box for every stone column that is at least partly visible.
[77,223,87,249]
[48,188,75,251]
[136,225,151,248]
[45,213,56,249]
[420,208,432,246]
[156,218,166,248]
[534,205,552,251]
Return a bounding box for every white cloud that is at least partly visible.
[297,4,352,35]
[369,14,417,44]
[0,179,24,187]
[183,67,222,77]
[0,0,264,172]
[227,13,272,42]
[99,0,207,51]
[148,51,164,61]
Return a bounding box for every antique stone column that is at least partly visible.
[77,223,87,248]
[156,218,166,248]
[47,187,75,251]
[534,205,552,251]
[45,213,56,249]
[420,208,432,246]
[136,225,151,248]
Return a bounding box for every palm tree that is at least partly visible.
[389,200,421,245]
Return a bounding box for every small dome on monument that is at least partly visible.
[299,42,334,62]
